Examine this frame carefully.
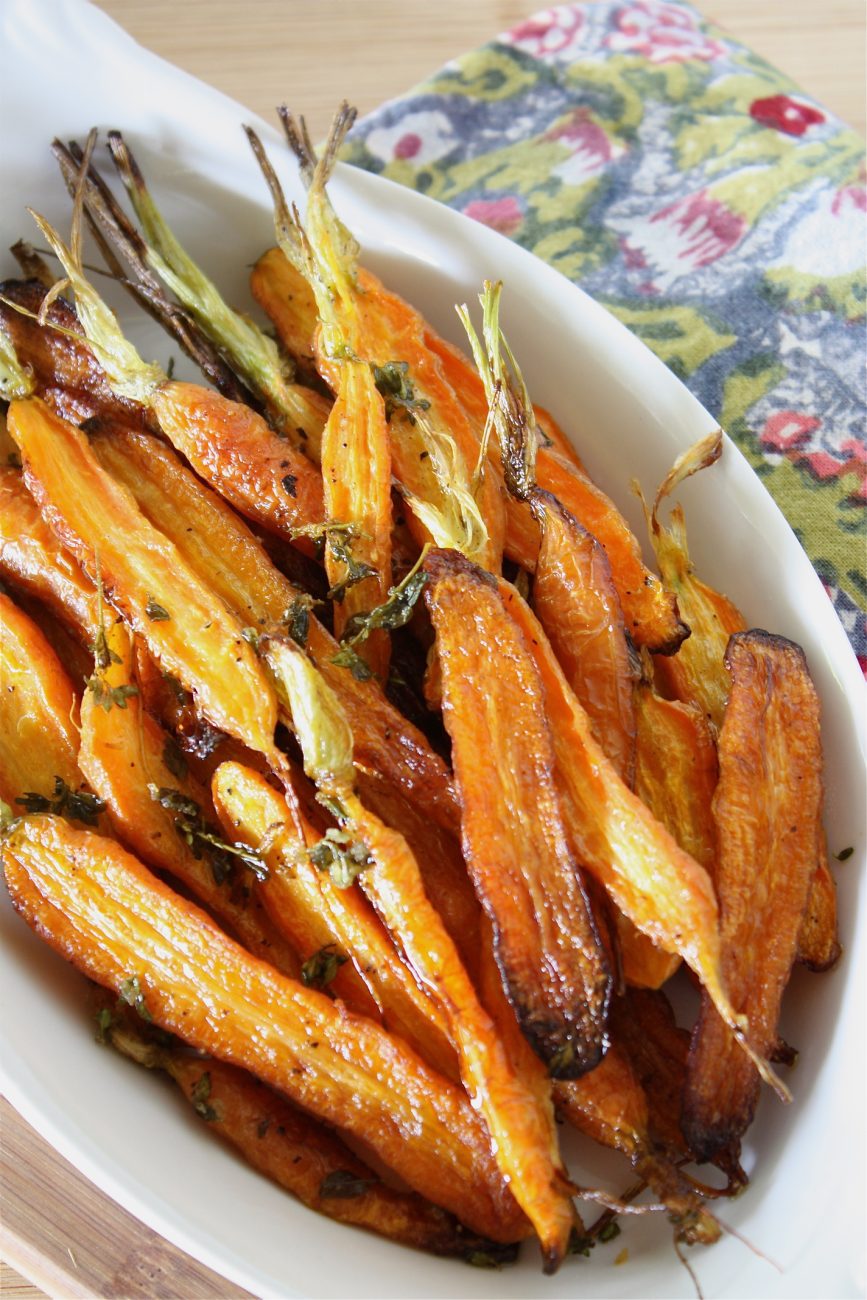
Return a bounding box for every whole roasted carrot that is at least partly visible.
[23,213,324,551]
[499,581,788,1102]
[100,1000,516,1262]
[423,548,611,1080]
[262,635,577,1270]
[2,814,525,1243]
[682,631,824,1163]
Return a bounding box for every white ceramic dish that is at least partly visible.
[1,2,864,1297]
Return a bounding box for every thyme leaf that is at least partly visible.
[339,551,428,650]
[161,736,188,781]
[319,1169,371,1199]
[147,784,267,883]
[301,943,348,990]
[308,828,371,889]
[118,974,153,1022]
[372,361,430,422]
[87,676,139,712]
[15,776,105,826]
[329,644,374,681]
[145,596,171,621]
[190,1071,218,1122]
[326,530,377,605]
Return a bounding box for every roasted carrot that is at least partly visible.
[643,432,746,730]
[7,398,280,761]
[460,282,637,785]
[211,760,459,1078]
[100,1001,515,1262]
[77,620,300,978]
[105,129,331,456]
[0,591,84,808]
[261,636,576,1270]
[87,421,457,832]
[682,631,824,1163]
[21,213,324,552]
[251,247,320,383]
[0,465,98,638]
[499,581,787,1100]
[2,815,525,1242]
[797,836,840,971]
[423,548,611,1078]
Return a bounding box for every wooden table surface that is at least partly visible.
[2,1,864,1297]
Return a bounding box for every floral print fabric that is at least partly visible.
[344,0,867,669]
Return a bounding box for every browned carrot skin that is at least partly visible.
[532,491,637,787]
[100,1002,513,1263]
[682,631,823,1164]
[149,382,324,551]
[251,248,321,384]
[2,815,525,1242]
[7,398,279,759]
[612,989,692,1161]
[418,323,684,653]
[424,548,611,1078]
[0,592,82,806]
[0,466,98,638]
[345,794,576,1272]
[87,423,459,834]
[77,624,300,979]
[797,836,840,971]
[0,281,152,432]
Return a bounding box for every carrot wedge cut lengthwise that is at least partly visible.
[797,838,840,972]
[100,1005,516,1262]
[682,631,824,1164]
[7,398,279,763]
[77,621,301,979]
[0,592,83,807]
[423,548,611,1079]
[500,582,788,1100]
[2,816,525,1244]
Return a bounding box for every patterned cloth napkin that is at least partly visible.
[343,0,866,670]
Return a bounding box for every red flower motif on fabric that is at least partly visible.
[749,95,825,137]
[462,196,524,236]
[760,411,821,452]
[607,0,725,64]
[505,8,585,57]
[394,132,422,160]
[618,190,746,288]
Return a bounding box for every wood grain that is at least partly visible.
[3,2,864,1297]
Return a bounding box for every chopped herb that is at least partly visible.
[240,626,261,651]
[161,736,188,782]
[371,361,430,422]
[148,784,267,883]
[118,974,153,1022]
[15,776,105,826]
[598,1220,621,1244]
[567,1229,594,1257]
[329,644,375,681]
[465,1251,504,1269]
[145,596,171,621]
[326,530,377,605]
[95,1006,113,1045]
[301,944,348,990]
[308,827,371,889]
[281,473,297,498]
[190,1071,218,1122]
[87,676,139,712]
[835,846,854,861]
[88,557,120,670]
[285,594,319,647]
[340,552,428,650]
[319,1169,371,1199]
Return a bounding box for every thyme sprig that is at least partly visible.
[307,827,371,889]
[148,785,267,884]
[14,776,105,827]
[371,361,430,422]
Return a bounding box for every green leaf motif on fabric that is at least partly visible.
[425,47,538,103]
[602,301,737,378]
[763,266,866,321]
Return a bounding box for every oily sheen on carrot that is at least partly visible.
[1,815,524,1243]
[0,592,81,805]
[343,791,576,1273]
[424,548,611,1079]
[682,631,823,1163]
[77,623,299,979]
[89,426,458,833]
[7,398,278,758]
